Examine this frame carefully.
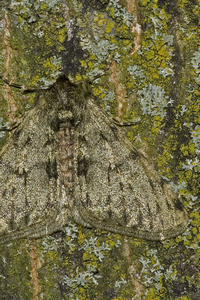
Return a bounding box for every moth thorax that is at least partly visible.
[57,125,75,194]
[58,110,73,128]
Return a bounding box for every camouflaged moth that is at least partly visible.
[0,76,188,244]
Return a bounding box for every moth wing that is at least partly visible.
[74,98,188,240]
[0,99,69,243]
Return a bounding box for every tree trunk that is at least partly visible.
[0,1,199,299]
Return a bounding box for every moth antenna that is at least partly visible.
[87,53,115,83]
[0,121,21,132]
[88,72,106,83]
[112,117,142,127]
[0,75,25,89]
[0,75,55,94]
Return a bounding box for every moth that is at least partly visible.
[0,75,188,244]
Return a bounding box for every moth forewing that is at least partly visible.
[0,76,188,243]
[0,89,66,242]
[72,96,188,240]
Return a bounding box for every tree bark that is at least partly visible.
[0,0,199,299]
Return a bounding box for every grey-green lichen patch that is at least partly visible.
[34,222,135,299]
[0,240,32,299]
[0,1,68,130]
[0,1,67,86]
[191,47,200,85]
[135,0,200,298]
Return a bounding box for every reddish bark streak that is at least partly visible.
[3,11,17,122]
[30,244,41,300]
[110,60,126,119]
[4,13,11,75]
[109,1,141,118]
[127,0,142,56]
[123,239,145,296]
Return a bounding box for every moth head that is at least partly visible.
[58,111,73,122]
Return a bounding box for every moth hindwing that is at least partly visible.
[0,76,188,243]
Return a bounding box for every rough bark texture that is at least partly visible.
[0,0,199,299]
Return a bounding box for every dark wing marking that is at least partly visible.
[0,94,71,244]
[73,98,188,240]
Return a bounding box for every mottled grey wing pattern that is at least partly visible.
[0,77,188,243]
[0,92,72,244]
[73,97,188,240]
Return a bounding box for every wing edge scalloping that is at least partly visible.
[74,201,188,241]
